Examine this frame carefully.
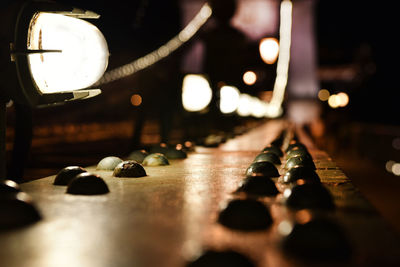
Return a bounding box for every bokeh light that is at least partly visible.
[337,92,349,107]
[392,163,400,176]
[243,71,257,85]
[328,94,341,108]
[182,74,212,112]
[237,94,252,117]
[259,37,279,64]
[318,89,330,101]
[130,94,142,106]
[219,85,240,114]
[392,138,400,150]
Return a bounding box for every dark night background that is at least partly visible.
[55,0,399,124]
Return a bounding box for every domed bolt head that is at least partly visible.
[284,183,335,210]
[217,198,273,231]
[282,217,352,261]
[67,173,109,195]
[165,147,187,159]
[286,147,312,159]
[96,156,123,170]
[235,176,279,197]
[186,250,255,267]
[246,161,280,178]
[113,160,147,178]
[127,150,149,163]
[0,179,21,193]
[285,142,307,153]
[0,192,41,229]
[142,153,170,166]
[53,166,87,185]
[262,145,283,157]
[280,166,320,185]
[253,152,281,165]
[285,155,316,170]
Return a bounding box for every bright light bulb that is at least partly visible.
[219,86,240,114]
[182,74,212,112]
[28,12,109,93]
[259,37,279,64]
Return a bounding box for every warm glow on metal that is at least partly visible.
[243,71,257,85]
[318,89,330,101]
[182,74,212,112]
[28,12,108,93]
[97,3,212,85]
[219,86,240,114]
[259,37,279,64]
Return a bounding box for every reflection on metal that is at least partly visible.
[96,4,212,86]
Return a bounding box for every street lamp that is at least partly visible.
[1,0,109,179]
[9,0,108,106]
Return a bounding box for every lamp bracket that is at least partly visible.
[10,43,62,62]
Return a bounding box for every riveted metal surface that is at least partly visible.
[1,120,399,267]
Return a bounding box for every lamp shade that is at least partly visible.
[27,12,108,94]
[10,0,109,106]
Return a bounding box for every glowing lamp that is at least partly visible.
[0,1,109,180]
[259,37,279,64]
[219,85,240,114]
[182,74,212,112]
[9,1,109,106]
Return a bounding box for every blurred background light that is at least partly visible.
[231,0,279,41]
[328,94,340,108]
[243,71,257,85]
[219,85,240,114]
[130,94,142,106]
[259,37,279,65]
[182,74,212,112]
[250,97,267,118]
[392,138,400,150]
[318,89,330,101]
[386,160,396,172]
[392,163,400,176]
[327,92,349,108]
[237,94,252,117]
[337,92,349,107]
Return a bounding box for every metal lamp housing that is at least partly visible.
[11,0,109,106]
